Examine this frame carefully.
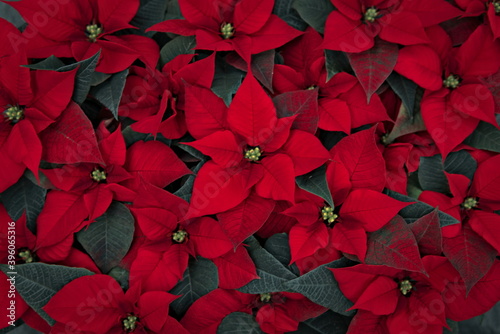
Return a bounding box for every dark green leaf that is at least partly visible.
[387,72,418,118]
[1,176,46,234]
[324,50,351,81]
[444,319,459,334]
[176,142,206,160]
[290,311,351,334]
[122,125,150,147]
[108,266,130,291]
[383,104,426,144]
[58,51,101,104]
[76,202,135,273]
[170,257,219,315]
[0,2,26,29]
[264,233,300,276]
[284,258,355,316]
[90,71,111,86]
[385,190,460,227]
[318,130,347,150]
[164,0,183,20]
[90,69,129,119]
[212,57,245,106]
[173,159,206,202]
[217,312,264,334]
[0,263,93,326]
[292,0,334,34]
[444,151,477,180]
[418,154,450,194]
[296,165,334,207]
[23,56,64,70]
[273,0,308,31]
[159,35,196,68]
[464,121,500,153]
[131,0,168,35]
[238,237,297,294]
[274,88,319,133]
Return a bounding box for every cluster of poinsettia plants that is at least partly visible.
[1,0,500,333]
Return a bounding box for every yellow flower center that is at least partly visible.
[18,249,34,263]
[494,2,500,14]
[172,229,188,243]
[462,197,478,210]
[86,24,103,42]
[321,206,338,225]
[122,314,138,332]
[364,7,379,22]
[244,147,262,162]
[3,106,24,123]
[220,23,235,39]
[443,74,461,89]
[259,293,272,303]
[399,279,413,296]
[90,168,107,182]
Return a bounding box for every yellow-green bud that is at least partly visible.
[364,7,379,23]
[399,279,413,296]
[462,197,478,210]
[260,293,272,303]
[172,229,188,243]
[244,147,262,162]
[443,74,460,89]
[220,23,235,39]
[494,2,500,14]
[18,249,34,263]
[122,314,138,332]
[91,169,107,182]
[86,24,103,42]
[3,106,24,123]
[321,206,338,224]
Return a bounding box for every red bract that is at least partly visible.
[0,53,76,192]
[322,0,460,53]
[4,0,159,73]
[185,74,329,217]
[44,275,188,333]
[148,0,302,63]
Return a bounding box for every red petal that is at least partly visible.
[469,211,500,253]
[43,275,123,332]
[98,0,139,32]
[471,154,500,201]
[186,131,242,168]
[227,74,277,147]
[255,154,296,203]
[83,185,113,222]
[147,19,198,35]
[138,291,177,332]
[331,222,368,261]
[289,223,329,263]
[123,140,191,189]
[98,124,127,166]
[341,189,411,232]
[322,12,373,53]
[281,130,330,176]
[378,12,429,45]
[233,0,273,34]
[331,0,362,20]
[248,15,303,55]
[450,84,496,124]
[39,102,103,164]
[351,276,399,315]
[177,0,219,28]
[409,209,443,256]
[318,98,352,133]
[189,217,234,258]
[213,246,259,289]
[6,120,41,178]
[217,192,275,247]
[131,207,178,241]
[394,45,442,91]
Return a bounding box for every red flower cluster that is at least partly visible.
[1,0,500,333]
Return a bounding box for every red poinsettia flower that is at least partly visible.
[180,288,326,334]
[322,0,461,53]
[5,0,159,73]
[332,256,460,334]
[184,74,330,217]
[148,0,302,63]
[0,53,76,192]
[44,275,188,333]
[273,28,389,134]
[455,0,500,39]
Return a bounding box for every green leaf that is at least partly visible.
[385,190,460,227]
[159,35,196,68]
[464,121,500,153]
[122,125,150,147]
[170,257,219,315]
[90,69,129,119]
[108,266,130,291]
[292,0,334,34]
[238,237,297,294]
[0,2,26,29]
[274,88,319,134]
[212,57,245,106]
[217,312,264,334]
[444,151,477,180]
[383,104,426,144]
[0,263,93,326]
[176,142,206,160]
[273,0,308,31]
[76,202,135,274]
[264,233,300,276]
[387,72,418,119]
[24,56,64,70]
[58,51,101,104]
[318,130,346,150]
[296,165,334,207]
[418,154,450,194]
[290,311,351,334]
[131,0,168,35]
[284,258,355,316]
[173,159,206,202]
[324,50,351,82]
[444,319,459,334]
[1,176,46,234]
[164,0,183,20]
